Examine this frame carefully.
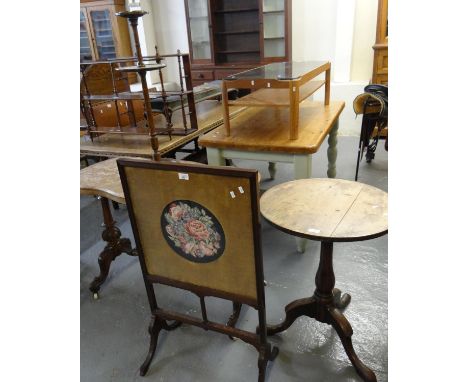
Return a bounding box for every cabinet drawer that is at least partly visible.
[192,80,209,88]
[376,50,388,74]
[214,69,249,80]
[192,70,214,81]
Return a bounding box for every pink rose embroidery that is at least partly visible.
[199,241,215,257]
[162,201,225,263]
[185,219,210,241]
[182,241,196,255]
[169,204,184,220]
[165,225,175,236]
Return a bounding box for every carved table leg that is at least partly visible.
[333,287,351,310]
[139,315,182,376]
[227,302,243,340]
[327,120,339,178]
[266,241,376,381]
[89,197,137,297]
[257,343,279,382]
[327,306,376,382]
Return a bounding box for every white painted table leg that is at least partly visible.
[268,162,276,179]
[293,154,312,253]
[206,147,225,166]
[327,120,339,178]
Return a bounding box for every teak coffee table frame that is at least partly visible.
[221,61,331,140]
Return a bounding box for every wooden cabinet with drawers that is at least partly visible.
[192,70,215,84]
[80,0,133,62]
[372,0,388,84]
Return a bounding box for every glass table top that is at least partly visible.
[225,61,329,81]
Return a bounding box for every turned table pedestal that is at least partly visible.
[260,178,388,381]
[80,158,138,298]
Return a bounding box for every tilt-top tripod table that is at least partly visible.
[260,178,388,382]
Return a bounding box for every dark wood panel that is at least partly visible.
[212,0,258,12]
[185,0,291,75]
[192,70,214,81]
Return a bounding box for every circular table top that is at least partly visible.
[260,178,388,242]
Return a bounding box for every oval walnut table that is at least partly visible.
[80,157,204,297]
[81,157,137,298]
[260,178,388,382]
[81,157,260,304]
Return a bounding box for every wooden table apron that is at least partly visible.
[200,101,345,252]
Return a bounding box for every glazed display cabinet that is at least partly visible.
[80,0,133,62]
[184,0,292,86]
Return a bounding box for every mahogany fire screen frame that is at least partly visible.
[117,159,278,380]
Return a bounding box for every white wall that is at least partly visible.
[351,0,378,81]
[148,0,188,84]
[126,0,159,83]
[292,0,379,135]
[137,0,379,136]
[126,0,188,86]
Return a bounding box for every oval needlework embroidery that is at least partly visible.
[161,200,226,263]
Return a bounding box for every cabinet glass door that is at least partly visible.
[187,0,211,60]
[80,11,93,62]
[90,9,117,60]
[262,0,285,58]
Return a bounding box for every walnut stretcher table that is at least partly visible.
[260,178,388,382]
[80,100,246,159]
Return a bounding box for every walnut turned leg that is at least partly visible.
[89,197,137,297]
[266,241,376,382]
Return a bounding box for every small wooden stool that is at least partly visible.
[260,178,387,382]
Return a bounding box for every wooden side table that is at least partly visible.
[260,178,388,382]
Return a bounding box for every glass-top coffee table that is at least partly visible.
[221,61,331,140]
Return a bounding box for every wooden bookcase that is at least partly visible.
[184,0,292,86]
[372,0,388,84]
[80,0,133,62]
